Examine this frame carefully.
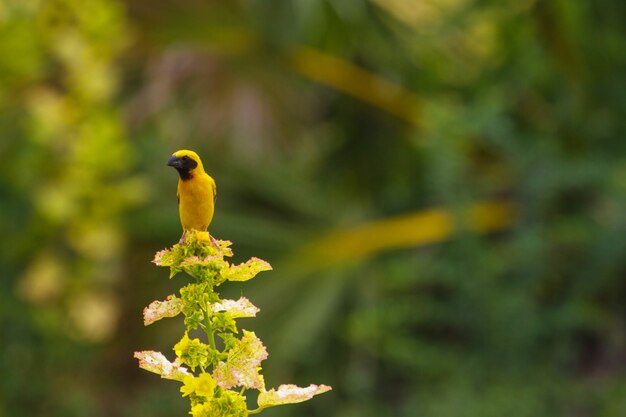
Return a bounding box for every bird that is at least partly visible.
[167,150,217,244]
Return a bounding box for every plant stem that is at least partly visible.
[204,306,216,350]
[248,407,264,415]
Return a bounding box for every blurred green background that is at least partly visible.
[1,0,625,416]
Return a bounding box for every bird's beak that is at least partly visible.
[167,155,181,168]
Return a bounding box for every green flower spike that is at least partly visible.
[136,230,331,416]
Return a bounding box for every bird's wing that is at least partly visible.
[208,175,217,202]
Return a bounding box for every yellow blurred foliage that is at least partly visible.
[68,291,120,343]
[297,200,515,268]
[371,0,469,27]
[17,251,65,304]
[290,46,421,126]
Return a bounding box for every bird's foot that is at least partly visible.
[210,234,220,249]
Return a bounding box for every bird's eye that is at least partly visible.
[182,156,189,161]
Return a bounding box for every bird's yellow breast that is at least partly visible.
[177,172,216,232]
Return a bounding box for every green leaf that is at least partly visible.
[220,257,272,283]
[189,388,247,417]
[180,282,215,330]
[180,255,228,282]
[152,231,234,281]
[212,330,268,389]
[174,332,212,371]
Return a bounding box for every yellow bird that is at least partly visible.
[167,150,217,243]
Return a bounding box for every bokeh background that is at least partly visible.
[1,0,625,416]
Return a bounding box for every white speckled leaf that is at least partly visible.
[258,384,332,408]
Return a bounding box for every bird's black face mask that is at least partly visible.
[167,155,198,180]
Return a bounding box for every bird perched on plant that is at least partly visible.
[167,150,216,243]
